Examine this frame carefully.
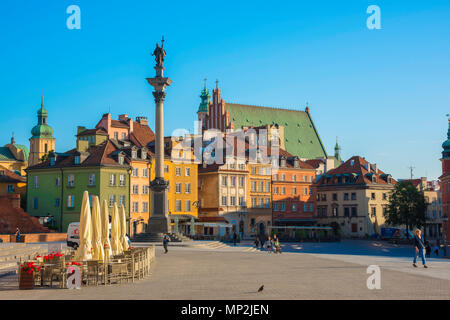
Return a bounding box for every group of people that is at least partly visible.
[254,234,282,254]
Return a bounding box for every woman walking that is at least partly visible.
[267,236,273,254]
[413,229,428,268]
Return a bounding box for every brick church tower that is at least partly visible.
[440,118,450,247]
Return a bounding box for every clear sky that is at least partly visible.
[0,0,449,180]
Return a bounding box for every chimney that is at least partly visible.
[77,139,89,153]
[119,114,129,121]
[77,126,86,135]
[136,116,148,126]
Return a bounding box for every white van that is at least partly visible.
[67,222,80,249]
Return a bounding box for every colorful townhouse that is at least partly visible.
[271,150,317,229]
[315,156,396,237]
[26,138,131,233]
[0,165,26,198]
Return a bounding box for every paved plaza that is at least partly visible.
[1,240,450,300]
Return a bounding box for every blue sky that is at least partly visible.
[0,0,449,180]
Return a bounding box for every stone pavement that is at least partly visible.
[1,243,450,300]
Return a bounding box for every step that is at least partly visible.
[0,262,18,278]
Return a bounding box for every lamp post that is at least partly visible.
[443,214,448,257]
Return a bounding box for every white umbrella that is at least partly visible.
[101,199,112,260]
[119,204,129,252]
[74,191,93,261]
[91,196,104,261]
[110,203,122,255]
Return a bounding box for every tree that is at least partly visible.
[40,150,54,162]
[384,181,428,238]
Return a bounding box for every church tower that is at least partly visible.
[334,137,342,163]
[197,79,210,134]
[29,95,55,167]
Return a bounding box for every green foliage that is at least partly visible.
[384,181,427,236]
[40,150,54,162]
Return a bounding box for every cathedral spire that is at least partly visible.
[334,137,342,162]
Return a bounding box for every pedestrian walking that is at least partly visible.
[232,231,237,246]
[274,235,281,254]
[254,236,260,248]
[434,242,440,257]
[425,241,431,258]
[163,233,170,254]
[267,236,273,253]
[15,227,21,243]
[413,229,428,268]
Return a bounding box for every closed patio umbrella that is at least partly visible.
[111,203,122,255]
[91,196,104,261]
[74,191,93,261]
[119,204,129,252]
[101,199,112,260]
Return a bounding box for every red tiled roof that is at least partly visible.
[305,159,324,169]
[130,122,155,147]
[0,165,26,183]
[77,128,108,136]
[317,156,397,186]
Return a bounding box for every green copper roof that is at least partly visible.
[0,147,15,161]
[442,120,450,149]
[226,103,328,159]
[31,95,54,139]
[197,85,210,113]
[14,144,29,161]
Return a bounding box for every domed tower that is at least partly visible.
[197,79,210,134]
[440,118,450,243]
[334,137,342,162]
[29,95,55,166]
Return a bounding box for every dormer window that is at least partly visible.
[142,149,147,160]
[387,176,392,184]
[280,156,287,167]
[74,156,80,165]
[118,155,124,165]
[372,176,377,183]
[294,157,300,168]
[132,150,137,159]
[50,157,55,166]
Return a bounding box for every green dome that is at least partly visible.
[443,121,450,149]
[31,124,54,138]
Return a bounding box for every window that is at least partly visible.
[109,195,116,207]
[309,176,313,182]
[251,181,256,191]
[185,183,191,194]
[265,198,271,208]
[281,187,286,195]
[185,168,191,176]
[292,203,297,212]
[164,165,169,173]
[176,183,182,193]
[50,157,55,166]
[321,194,326,201]
[303,188,308,195]
[266,181,271,192]
[133,202,139,213]
[143,202,148,212]
[118,155,124,165]
[89,174,95,186]
[292,187,297,195]
[344,207,350,217]
[273,174,278,181]
[7,185,14,193]
[185,200,191,212]
[371,207,376,217]
[239,176,245,187]
[122,133,126,140]
[292,174,297,182]
[132,185,139,194]
[351,207,357,217]
[68,175,75,187]
[119,195,125,206]
[68,195,75,208]
[176,167,181,176]
[239,196,245,206]
[230,196,236,206]
[251,167,257,174]
[351,193,356,200]
[281,203,286,212]
[258,181,264,192]
[110,174,116,186]
[332,207,338,217]
[55,198,60,207]
[222,196,227,206]
[274,187,279,195]
[251,198,257,207]
[143,168,148,177]
[114,132,119,140]
[119,175,125,186]
[281,174,285,181]
[230,176,236,187]
[332,193,337,201]
[142,185,149,194]
[382,193,387,200]
[222,176,227,186]
[303,176,308,182]
[74,156,80,165]
[33,197,39,209]
[344,193,349,201]
[55,177,60,187]
[304,204,308,212]
[258,198,264,208]
[176,200,182,211]
[371,193,376,200]
[274,203,279,211]
[34,176,39,188]
[132,168,139,177]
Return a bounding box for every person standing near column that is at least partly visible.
[163,233,170,254]
[413,229,428,268]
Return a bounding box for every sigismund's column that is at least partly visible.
[146,38,172,235]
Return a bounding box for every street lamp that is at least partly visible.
[443,214,448,257]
